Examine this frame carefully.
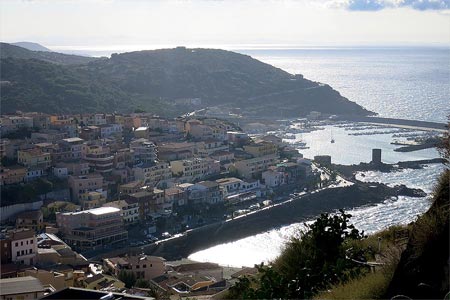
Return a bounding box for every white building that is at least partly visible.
[9,229,38,265]
[104,199,139,224]
[170,157,220,182]
[262,169,286,187]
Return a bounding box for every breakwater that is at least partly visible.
[107,182,425,261]
[337,116,447,131]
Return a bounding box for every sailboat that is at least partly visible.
[330,128,335,143]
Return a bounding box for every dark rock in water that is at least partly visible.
[395,185,427,197]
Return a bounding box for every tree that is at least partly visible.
[118,270,136,288]
[229,210,368,299]
[135,278,151,288]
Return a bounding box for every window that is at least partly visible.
[30,240,33,244]
[21,250,24,255]
[21,241,23,246]
[29,249,33,254]
[143,264,146,268]
[136,265,140,269]
[17,251,20,257]
[15,242,18,247]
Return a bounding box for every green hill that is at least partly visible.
[0,42,98,65]
[0,45,373,117]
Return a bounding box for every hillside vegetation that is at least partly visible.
[0,44,372,117]
[0,42,98,65]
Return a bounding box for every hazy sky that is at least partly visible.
[1,0,449,50]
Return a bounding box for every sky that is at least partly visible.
[1,0,449,51]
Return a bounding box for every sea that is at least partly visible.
[187,47,448,267]
[60,45,449,267]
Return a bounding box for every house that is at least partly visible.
[79,113,107,126]
[157,142,196,161]
[17,148,51,169]
[133,127,149,139]
[0,115,33,133]
[83,273,125,291]
[98,123,123,138]
[68,174,104,202]
[79,191,107,209]
[187,181,223,205]
[262,169,286,187]
[233,154,279,179]
[24,167,45,182]
[127,190,154,221]
[15,210,44,232]
[41,286,152,299]
[31,130,67,143]
[244,140,278,158]
[24,268,70,291]
[170,158,220,182]
[227,131,250,145]
[105,199,139,224]
[56,161,89,176]
[197,140,229,157]
[216,177,244,194]
[0,276,47,300]
[104,255,166,281]
[210,150,234,163]
[164,187,187,207]
[79,126,100,140]
[82,144,114,174]
[132,162,172,188]
[0,166,26,185]
[1,228,38,265]
[258,135,283,147]
[130,138,158,164]
[36,233,87,267]
[57,137,85,161]
[56,207,128,251]
[119,180,144,196]
[150,274,221,296]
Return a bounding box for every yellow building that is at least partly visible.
[234,154,279,179]
[244,141,278,158]
[79,191,107,209]
[50,115,74,125]
[17,148,51,169]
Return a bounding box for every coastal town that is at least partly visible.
[0,110,341,299]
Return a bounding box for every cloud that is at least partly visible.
[330,0,450,11]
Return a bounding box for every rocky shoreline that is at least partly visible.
[90,181,425,261]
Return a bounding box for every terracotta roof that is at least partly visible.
[0,276,45,295]
[173,262,220,273]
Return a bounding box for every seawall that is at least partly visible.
[337,116,447,131]
[115,182,424,261]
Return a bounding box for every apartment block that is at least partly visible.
[104,255,166,281]
[244,140,278,157]
[17,148,51,169]
[133,162,172,187]
[234,154,279,179]
[56,207,128,251]
[170,157,220,182]
[68,174,104,202]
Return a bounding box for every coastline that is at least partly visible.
[88,180,425,262]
